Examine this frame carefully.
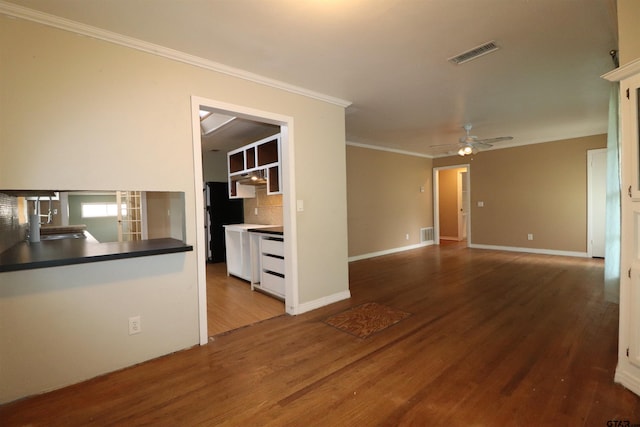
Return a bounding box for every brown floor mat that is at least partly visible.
[324,302,411,339]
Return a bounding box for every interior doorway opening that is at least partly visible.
[433,165,470,246]
[191,97,296,344]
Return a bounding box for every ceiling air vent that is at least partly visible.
[448,41,500,65]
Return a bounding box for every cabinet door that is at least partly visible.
[225,229,242,277]
[261,271,285,297]
[626,75,640,200]
[623,73,640,367]
[626,207,640,367]
[267,166,281,195]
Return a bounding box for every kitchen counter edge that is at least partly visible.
[248,226,284,235]
[0,238,193,273]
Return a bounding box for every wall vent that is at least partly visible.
[448,41,500,65]
[421,227,434,243]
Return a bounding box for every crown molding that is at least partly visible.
[346,141,434,159]
[602,57,640,82]
[0,1,352,108]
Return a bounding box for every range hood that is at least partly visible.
[231,170,267,186]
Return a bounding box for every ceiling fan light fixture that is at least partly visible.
[458,144,473,156]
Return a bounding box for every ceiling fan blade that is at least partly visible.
[429,143,458,148]
[474,142,493,149]
[475,136,513,144]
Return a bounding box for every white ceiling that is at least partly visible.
[4,0,618,156]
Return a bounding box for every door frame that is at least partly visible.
[433,164,471,245]
[190,96,297,345]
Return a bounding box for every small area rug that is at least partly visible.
[324,302,411,339]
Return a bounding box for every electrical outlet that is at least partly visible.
[527,234,534,241]
[405,233,409,240]
[129,316,141,335]
[254,207,258,215]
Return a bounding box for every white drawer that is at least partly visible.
[262,254,284,275]
[261,237,284,256]
[261,271,285,296]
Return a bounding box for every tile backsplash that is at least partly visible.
[243,188,283,225]
[0,193,25,253]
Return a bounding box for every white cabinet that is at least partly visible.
[223,224,273,281]
[603,58,640,396]
[228,134,282,199]
[250,233,285,299]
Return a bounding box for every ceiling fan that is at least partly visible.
[432,123,513,156]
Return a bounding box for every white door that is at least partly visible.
[458,170,469,241]
[588,149,606,258]
[116,191,143,242]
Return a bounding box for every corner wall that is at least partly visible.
[346,145,433,258]
[433,134,606,254]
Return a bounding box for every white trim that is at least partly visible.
[190,100,208,345]
[291,290,352,315]
[469,243,588,258]
[0,1,351,109]
[346,141,433,159]
[602,57,640,82]
[348,241,434,262]
[190,96,298,345]
[615,367,640,397]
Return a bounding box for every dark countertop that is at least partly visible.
[249,226,284,236]
[0,238,193,273]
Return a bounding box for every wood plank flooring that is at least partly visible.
[206,262,284,337]
[2,243,640,426]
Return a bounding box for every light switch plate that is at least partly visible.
[296,200,304,212]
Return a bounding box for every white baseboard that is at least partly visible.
[348,241,435,262]
[615,366,640,396]
[292,290,351,315]
[469,243,588,258]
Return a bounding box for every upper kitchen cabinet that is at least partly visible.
[228,134,282,198]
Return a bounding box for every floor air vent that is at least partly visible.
[448,41,500,65]
[421,227,434,243]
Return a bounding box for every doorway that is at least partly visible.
[433,165,470,245]
[191,97,296,344]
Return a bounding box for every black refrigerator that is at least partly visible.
[206,182,244,263]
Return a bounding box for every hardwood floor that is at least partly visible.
[206,262,285,337]
[2,244,640,426]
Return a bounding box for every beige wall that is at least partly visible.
[433,135,606,253]
[0,17,349,403]
[618,0,640,66]
[346,145,433,257]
